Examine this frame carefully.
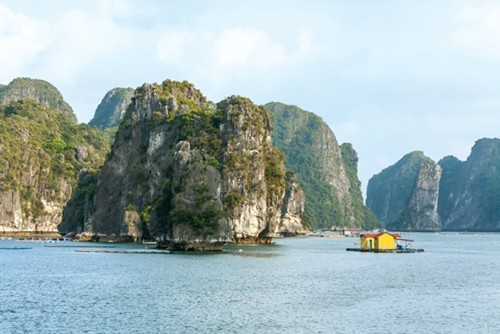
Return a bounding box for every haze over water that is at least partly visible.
[1,234,498,333]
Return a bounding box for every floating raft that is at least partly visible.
[346,248,424,253]
[75,249,170,254]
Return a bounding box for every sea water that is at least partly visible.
[0,234,498,334]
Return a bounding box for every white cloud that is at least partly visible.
[211,28,287,68]
[297,29,315,58]
[94,0,134,18]
[156,30,200,65]
[0,4,50,79]
[452,3,500,58]
[37,9,134,84]
[0,3,136,86]
[155,26,321,90]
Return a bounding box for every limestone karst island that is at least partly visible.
[0,78,499,251]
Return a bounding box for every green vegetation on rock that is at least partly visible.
[266,102,378,229]
[0,98,109,232]
[89,87,134,131]
[340,143,379,228]
[65,80,287,248]
[0,78,77,123]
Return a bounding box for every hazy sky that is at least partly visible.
[1,0,499,196]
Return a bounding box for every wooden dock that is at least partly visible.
[346,248,424,253]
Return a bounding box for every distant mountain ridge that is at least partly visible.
[366,138,500,231]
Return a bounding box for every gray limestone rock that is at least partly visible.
[66,80,290,249]
[275,172,307,236]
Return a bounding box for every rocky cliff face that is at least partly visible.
[388,161,442,231]
[0,78,77,123]
[367,139,500,231]
[88,87,134,130]
[265,102,378,229]
[275,172,307,236]
[366,151,434,228]
[63,80,288,250]
[438,138,500,231]
[0,98,108,236]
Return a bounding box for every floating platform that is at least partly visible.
[75,249,170,254]
[346,248,424,253]
[0,247,32,250]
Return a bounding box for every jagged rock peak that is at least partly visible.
[366,150,437,228]
[129,80,210,121]
[467,137,500,162]
[89,87,134,130]
[389,160,442,231]
[0,77,77,123]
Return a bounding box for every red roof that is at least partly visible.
[361,232,400,239]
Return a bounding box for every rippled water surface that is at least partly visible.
[1,234,499,333]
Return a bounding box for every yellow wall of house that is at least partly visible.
[375,233,396,250]
[361,237,375,250]
[360,233,396,250]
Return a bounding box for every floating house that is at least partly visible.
[360,232,400,250]
[347,232,424,253]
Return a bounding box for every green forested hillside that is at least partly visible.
[266,102,378,229]
[0,99,108,229]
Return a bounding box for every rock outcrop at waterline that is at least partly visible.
[62,80,298,250]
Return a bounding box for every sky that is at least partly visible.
[1,0,499,197]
